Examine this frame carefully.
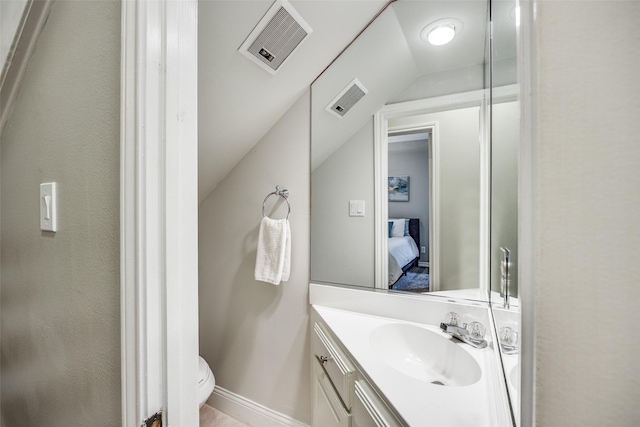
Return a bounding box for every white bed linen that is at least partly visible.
[388,236,419,286]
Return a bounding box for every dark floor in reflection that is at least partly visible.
[392,266,430,293]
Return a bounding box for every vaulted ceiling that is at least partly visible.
[197,0,388,201]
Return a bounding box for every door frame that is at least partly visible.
[374,89,491,293]
[120,1,199,426]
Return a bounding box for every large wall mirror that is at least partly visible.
[311,0,517,297]
[310,0,521,418]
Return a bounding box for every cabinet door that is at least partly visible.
[312,363,351,427]
[313,322,355,410]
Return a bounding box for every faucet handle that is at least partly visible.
[498,326,519,353]
[445,312,459,326]
[467,321,486,341]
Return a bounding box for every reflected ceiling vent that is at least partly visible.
[238,0,312,75]
[326,78,368,119]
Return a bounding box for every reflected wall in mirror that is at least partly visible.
[491,98,519,301]
[490,0,519,304]
[311,0,496,296]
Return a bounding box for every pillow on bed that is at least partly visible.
[390,219,406,238]
[388,221,393,238]
[404,219,409,236]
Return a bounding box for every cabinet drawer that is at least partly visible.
[313,322,356,410]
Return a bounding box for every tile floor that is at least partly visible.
[199,404,250,427]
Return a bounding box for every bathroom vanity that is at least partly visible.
[309,284,513,426]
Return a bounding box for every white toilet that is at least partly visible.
[198,356,216,407]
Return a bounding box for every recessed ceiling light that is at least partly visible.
[428,25,456,45]
[420,18,464,46]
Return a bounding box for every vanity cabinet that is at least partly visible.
[311,308,405,427]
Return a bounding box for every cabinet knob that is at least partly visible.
[319,355,329,364]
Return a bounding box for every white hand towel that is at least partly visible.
[255,217,291,285]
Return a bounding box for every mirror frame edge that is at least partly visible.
[516,0,537,426]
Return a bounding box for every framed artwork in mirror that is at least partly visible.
[388,175,409,202]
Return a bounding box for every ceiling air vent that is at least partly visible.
[326,78,368,118]
[238,0,312,75]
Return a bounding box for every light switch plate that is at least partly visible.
[349,200,365,217]
[40,182,57,232]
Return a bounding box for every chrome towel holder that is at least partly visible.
[262,185,290,220]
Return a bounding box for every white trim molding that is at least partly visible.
[374,88,518,293]
[121,0,199,426]
[373,110,388,289]
[479,96,490,297]
[210,387,309,427]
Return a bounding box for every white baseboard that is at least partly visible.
[418,262,429,268]
[208,386,309,427]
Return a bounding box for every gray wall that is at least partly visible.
[0,1,121,426]
[199,91,311,424]
[533,1,640,425]
[388,143,429,262]
[311,119,375,287]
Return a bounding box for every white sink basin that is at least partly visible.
[369,323,481,386]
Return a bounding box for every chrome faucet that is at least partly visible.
[440,312,487,349]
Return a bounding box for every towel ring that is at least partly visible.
[262,185,290,220]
